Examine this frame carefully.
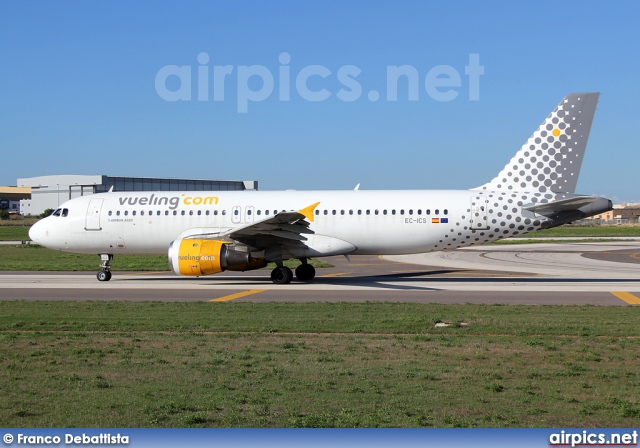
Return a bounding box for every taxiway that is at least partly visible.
[1,241,639,305]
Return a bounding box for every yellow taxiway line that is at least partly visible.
[209,289,266,302]
[611,291,640,305]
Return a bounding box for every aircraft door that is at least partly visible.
[244,206,255,223]
[470,197,490,230]
[232,206,242,224]
[85,199,104,231]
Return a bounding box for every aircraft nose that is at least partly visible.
[28,220,44,244]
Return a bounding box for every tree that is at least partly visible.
[40,208,55,218]
[0,209,9,220]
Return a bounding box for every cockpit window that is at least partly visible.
[52,209,62,217]
[61,208,69,217]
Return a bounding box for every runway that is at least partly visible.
[1,241,640,305]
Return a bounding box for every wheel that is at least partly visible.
[295,263,316,282]
[97,270,112,282]
[270,266,293,284]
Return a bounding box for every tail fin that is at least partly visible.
[474,92,599,194]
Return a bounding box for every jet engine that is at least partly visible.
[168,239,266,277]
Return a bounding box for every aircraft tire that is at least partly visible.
[271,266,293,284]
[97,270,112,282]
[295,264,316,282]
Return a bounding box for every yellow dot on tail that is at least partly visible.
[552,128,561,137]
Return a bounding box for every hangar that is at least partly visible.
[18,175,258,216]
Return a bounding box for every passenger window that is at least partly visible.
[205,210,209,216]
[417,210,422,215]
[214,210,218,216]
[324,210,328,215]
[189,210,193,216]
[358,210,362,215]
[375,210,379,215]
[349,210,353,215]
[165,211,169,216]
[247,209,252,215]
[108,211,113,216]
[444,209,448,215]
[222,210,227,215]
[366,210,370,215]
[140,211,144,216]
[392,210,396,215]
[197,210,201,216]
[409,210,413,215]
[124,211,128,216]
[234,210,239,216]
[265,210,269,215]
[340,210,345,215]
[257,210,261,215]
[426,209,431,215]
[332,210,336,215]
[400,210,404,215]
[435,209,439,215]
[181,211,186,216]
[116,211,120,216]
[132,211,136,216]
[156,211,160,216]
[173,211,177,216]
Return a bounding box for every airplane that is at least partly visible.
[29,92,612,284]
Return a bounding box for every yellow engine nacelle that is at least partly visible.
[168,239,266,277]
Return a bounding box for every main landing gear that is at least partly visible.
[269,259,316,284]
[97,254,113,282]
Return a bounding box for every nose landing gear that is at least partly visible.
[97,254,113,282]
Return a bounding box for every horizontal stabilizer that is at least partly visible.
[524,196,609,215]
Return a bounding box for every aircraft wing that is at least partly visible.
[523,196,606,215]
[179,202,320,251]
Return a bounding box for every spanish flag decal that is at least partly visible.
[432,218,440,224]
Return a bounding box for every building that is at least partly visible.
[585,203,640,224]
[18,175,258,216]
[0,186,32,214]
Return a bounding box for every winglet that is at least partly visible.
[298,202,320,222]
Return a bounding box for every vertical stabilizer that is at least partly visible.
[474,92,599,194]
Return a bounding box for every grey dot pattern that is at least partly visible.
[427,191,561,251]
[427,94,599,252]
[475,93,599,195]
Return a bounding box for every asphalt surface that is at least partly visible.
[1,242,640,305]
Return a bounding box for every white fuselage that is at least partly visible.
[28,188,552,257]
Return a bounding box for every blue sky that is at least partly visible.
[1,1,638,202]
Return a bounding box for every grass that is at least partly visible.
[0,301,639,427]
[493,238,633,245]
[0,245,332,271]
[512,226,640,238]
[0,245,170,271]
[0,226,30,241]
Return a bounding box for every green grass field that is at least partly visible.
[0,245,331,271]
[493,238,633,245]
[0,244,170,271]
[0,302,639,427]
[513,226,640,237]
[0,225,30,241]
